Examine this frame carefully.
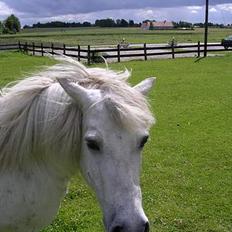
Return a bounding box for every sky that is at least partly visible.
[0,0,232,26]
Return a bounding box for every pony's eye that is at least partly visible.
[86,139,100,151]
[139,136,149,149]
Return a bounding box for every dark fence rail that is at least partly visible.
[0,41,231,64]
[0,43,18,51]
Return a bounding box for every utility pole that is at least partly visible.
[204,0,209,57]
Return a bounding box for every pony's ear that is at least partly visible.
[133,77,156,96]
[57,77,93,106]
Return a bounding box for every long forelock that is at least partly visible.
[47,57,155,130]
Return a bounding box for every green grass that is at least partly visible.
[0,52,56,86]
[0,27,232,46]
[0,52,231,232]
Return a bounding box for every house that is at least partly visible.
[141,21,174,30]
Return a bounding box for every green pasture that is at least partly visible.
[0,52,231,232]
[0,27,232,46]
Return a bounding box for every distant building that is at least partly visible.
[141,21,174,30]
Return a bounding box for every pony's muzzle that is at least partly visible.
[109,220,149,232]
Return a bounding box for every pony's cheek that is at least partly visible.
[80,156,101,189]
[85,171,93,185]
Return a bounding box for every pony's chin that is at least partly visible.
[103,213,149,232]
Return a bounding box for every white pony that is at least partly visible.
[0,56,155,232]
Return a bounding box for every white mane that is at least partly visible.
[0,57,154,173]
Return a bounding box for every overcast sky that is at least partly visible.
[0,0,232,26]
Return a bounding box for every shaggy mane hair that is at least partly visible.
[0,56,154,173]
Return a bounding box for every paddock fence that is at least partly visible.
[0,41,231,64]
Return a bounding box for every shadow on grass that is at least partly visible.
[194,57,206,63]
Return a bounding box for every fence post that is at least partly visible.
[25,42,28,54]
[63,44,66,55]
[87,45,91,65]
[41,43,44,56]
[78,45,80,62]
[197,41,201,57]
[144,43,147,61]
[18,41,21,51]
[171,42,175,59]
[117,44,121,62]
[32,42,35,55]
[51,43,54,55]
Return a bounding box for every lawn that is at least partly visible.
[0,52,231,232]
[0,27,232,46]
[0,52,56,86]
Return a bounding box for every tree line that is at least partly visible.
[25,21,92,29]
[26,19,232,29]
[1,15,231,34]
[173,20,231,29]
[25,18,140,29]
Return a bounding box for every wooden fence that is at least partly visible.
[0,41,231,64]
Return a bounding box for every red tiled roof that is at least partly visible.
[141,21,174,28]
[152,21,174,27]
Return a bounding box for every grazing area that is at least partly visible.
[0,27,232,46]
[0,52,231,232]
[0,52,56,86]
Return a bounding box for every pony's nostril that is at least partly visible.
[144,221,150,232]
[111,225,123,232]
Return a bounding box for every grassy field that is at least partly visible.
[0,52,56,86]
[0,52,231,232]
[0,27,232,46]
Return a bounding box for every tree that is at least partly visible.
[116,19,121,27]
[95,18,115,27]
[23,24,31,29]
[177,21,193,28]
[4,14,21,33]
[82,21,91,27]
[120,19,128,27]
[129,20,134,27]
[172,21,178,28]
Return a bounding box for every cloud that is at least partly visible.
[1,0,232,18]
[209,7,218,13]
[0,1,231,25]
[136,9,156,19]
[187,6,203,10]
[190,10,198,14]
[218,3,232,13]
[0,1,16,17]
[187,6,203,14]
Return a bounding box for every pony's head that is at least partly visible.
[57,61,155,232]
